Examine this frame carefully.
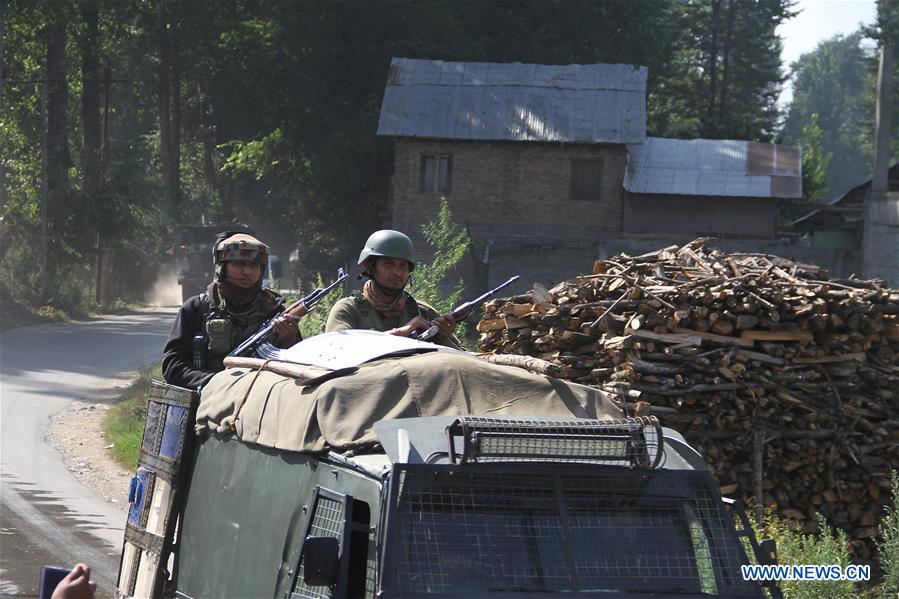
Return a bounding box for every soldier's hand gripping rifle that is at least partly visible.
[228,268,348,358]
[413,275,520,342]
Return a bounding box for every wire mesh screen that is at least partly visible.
[292,493,345,599]
[448,416,663,468]
[385,467,761,597]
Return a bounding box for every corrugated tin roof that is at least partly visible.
[377,57,647,144]
[624,137,802,198]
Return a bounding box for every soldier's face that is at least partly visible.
[225,260,262,288]
[373,258,410,292]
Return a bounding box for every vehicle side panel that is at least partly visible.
[176,435,381,599]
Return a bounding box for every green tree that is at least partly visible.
[780,113,831,224]
[800,114,831,205]
[781,33,870,200]
[651,0,796,140]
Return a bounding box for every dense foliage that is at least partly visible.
[781,32,899,205]
[4,0,888,310]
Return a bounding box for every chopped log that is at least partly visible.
[478,237,898,557]
[792,353,867,364]
[740,330,814,342]
[627,328,703,346]
[477,353,564,378]
[671,326,755,348]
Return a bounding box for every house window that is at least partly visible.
[570,158,603,202]
[420,154,452,193]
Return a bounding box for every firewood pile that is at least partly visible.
[478,239,899,554]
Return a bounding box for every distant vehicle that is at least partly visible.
[174,224,281,302]
[116,331,779,599]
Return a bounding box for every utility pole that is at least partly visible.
[863,41,898,285]
[872,42,894,194]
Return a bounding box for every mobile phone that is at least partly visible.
[38,566,70,599]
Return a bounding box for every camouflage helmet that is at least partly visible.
[357,229,415,272]
[214,233,269,282]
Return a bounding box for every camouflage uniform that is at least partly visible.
[326,291,440,333]
[162,232,298,390]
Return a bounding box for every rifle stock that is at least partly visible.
[228,268,348,358]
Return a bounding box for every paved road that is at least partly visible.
[0,310,175,597]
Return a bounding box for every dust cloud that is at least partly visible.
[146,268,182,306]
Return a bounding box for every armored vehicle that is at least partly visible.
[117,331,777,599]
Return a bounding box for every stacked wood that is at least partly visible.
[478,238,899,557]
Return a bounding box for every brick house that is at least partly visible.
[377,58,802,292]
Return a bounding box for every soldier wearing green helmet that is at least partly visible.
[326,229,460,347]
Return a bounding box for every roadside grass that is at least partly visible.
[103,365,160,469]
[0,293,147,332]
[0,298,71,331]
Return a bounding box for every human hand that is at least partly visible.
[430,315,457,344]
[51,564,96,599]
[273,314,300,346]
[389,316,432,338]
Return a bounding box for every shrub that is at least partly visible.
[878,471,899,594]
[412,198,472,342]
[761,512,862,599]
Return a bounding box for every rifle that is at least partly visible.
[414,275,520,342]
[228,268,348,358]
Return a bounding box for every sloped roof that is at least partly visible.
[624,137,802,198]
[377,57,647,144]
[792,163,899,231]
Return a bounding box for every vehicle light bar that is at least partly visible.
[445,416,663,468]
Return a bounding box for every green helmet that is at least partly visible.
[358,229,415,272]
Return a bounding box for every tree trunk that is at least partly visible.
[170,6,181,204]
[80,0,101,196]
[718,0,736,121]
[47,14,71,278]
[706,0,720,122]
[200,83,229,213]
[80,1,103,304]
[156,0,179,219]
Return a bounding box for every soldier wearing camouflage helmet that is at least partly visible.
[326,229,459,347]
[162,232,302,389]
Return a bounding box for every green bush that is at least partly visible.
[412,198,472,343]
[298,274,346,339]
[878,471,899,595]
[761,513,862,599]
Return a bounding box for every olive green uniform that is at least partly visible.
[326,292,440,333]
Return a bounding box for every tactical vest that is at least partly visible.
[201,289,281,371]
[350,291,425,332]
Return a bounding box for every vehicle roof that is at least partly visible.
[196,331,623,455]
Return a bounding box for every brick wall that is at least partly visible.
[391,138,626,239]
[389,138,627,293]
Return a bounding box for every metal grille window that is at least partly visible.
[420,154,452,193]
[570,158,603,202]
[292,490,345,599]
[291,488,371,599]
[381,466,762,597]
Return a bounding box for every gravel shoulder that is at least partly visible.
[46,400,132,514]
